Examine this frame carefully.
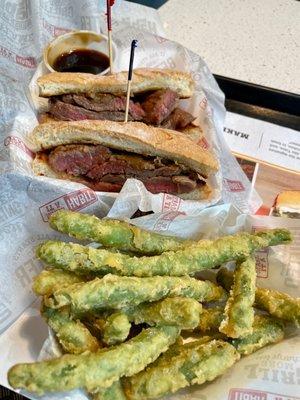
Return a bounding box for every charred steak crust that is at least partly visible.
[48,90,195,130]
[47,144,203,195]
[161,107,195,130]
[50,94,145,121]
[49,98,133,122]
[141,89,178,125]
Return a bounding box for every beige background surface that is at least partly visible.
[159,0,300,93]
[255,163,299,210]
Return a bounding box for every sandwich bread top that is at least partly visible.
[28,120,218,177]
[37,69,195,98]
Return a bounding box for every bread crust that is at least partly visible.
[28,120,218,177]
[32,154,212,201]
[276,191,300,207]
[38,113,58,124]
[37,69,194,98]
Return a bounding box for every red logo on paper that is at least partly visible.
[155,36,168,44]
[224,179,245,192]
[229,389,267,400]
[199,97,208,110]
[42,19,71,37]
[153,211,185,232]
[162,193,182,212]
[255,249,269,278]
[4,136,34,158]
[252,226,269,278]
[0,45,36,68]
[229,388,299,400]
[197,136,209,150]
[39,189,97,222]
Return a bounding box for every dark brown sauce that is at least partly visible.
[53,48,109,74]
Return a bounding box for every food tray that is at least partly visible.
[214,75,300,131]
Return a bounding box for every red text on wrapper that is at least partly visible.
[197,136,210,150]
[42,19,71,37]
[153,211,185,232]
[224,178,245,192]
[229,388,300,400]
[162,193,182,212]
[252,226,269,278]
[0,45,36,68]
[39,188,97,222]
[199,97,208,111]
[4,136,34,158]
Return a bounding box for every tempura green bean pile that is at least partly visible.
[8,210,298,400]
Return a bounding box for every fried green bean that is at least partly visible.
[231,315,284,355]
[45,274,225,315]
[36,228,291,277]
[197,307,224,332]
[123,339,240,400]
[8,325,180,395]
[98,298,202,345]
[216,267,235,291]
[97,312,131,346]
[49,210,189,254]
[42,305,100,354]
[125,297,202,329]
[217,267,300,325]
[255,289,300,326]
[219,257,256,338]
[92,381,126,400]
[33,269,84,296]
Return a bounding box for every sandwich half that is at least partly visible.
[29,120,218,200]
[272,191,300,218]
[37,69,198,132]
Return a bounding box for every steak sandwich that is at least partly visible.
[29,120,218,199]
[37,69,198,133]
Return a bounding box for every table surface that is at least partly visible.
[159,0,300,94]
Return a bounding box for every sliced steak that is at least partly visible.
[60,94,75,104]
[141,89,178,125]
[139,165,182,179]
[55,94,145,121]
[88,94,145,120]
[74,93,125,112]
[172,175,197,193]
[49,99,130,121]
[48,144,111,176]
[161,108,195,130]
[48,144,199,195]
[100,174,127,184]
[114,154,155,171]
[142,177,178,194]
[87,160,128,180]
[90,181,123,192]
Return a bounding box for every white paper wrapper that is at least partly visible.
[0,1,296,399]
[1,0,262,215]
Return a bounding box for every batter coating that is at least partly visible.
[49,210,188,254]
[42,305,100,354]
[37,229,291,277]
[231,315,284,355]
[125,297,202,329]
[124,340,240,399]
[8,326,180,395]
[33,269,84,296]
[45,274,225,314]
[219,257,256,338]
[217,267,300,325]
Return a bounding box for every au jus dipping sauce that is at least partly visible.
[53,49,109,74]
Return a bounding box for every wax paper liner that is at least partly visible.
[0,180,298,399]
[1,2,262,216]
